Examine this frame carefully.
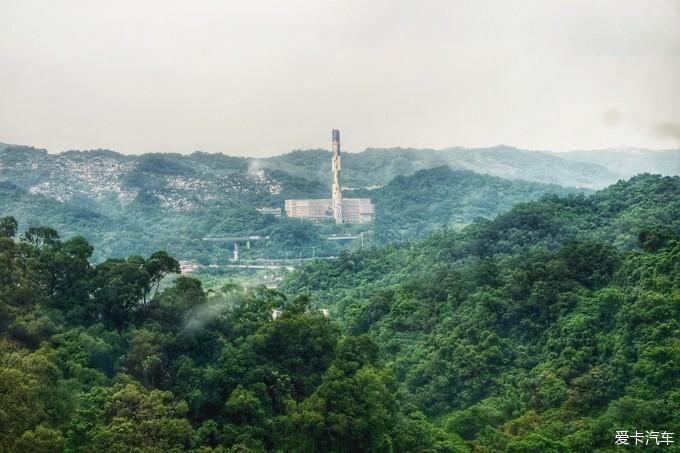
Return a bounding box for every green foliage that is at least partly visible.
[282,174,680,451]
[368,166,581,241]
[67,382,193,452]
[1,173,678,451]
[1,146,596,263]
[0,215,18,238]
[0,220,454,452]
[11,425,65,453]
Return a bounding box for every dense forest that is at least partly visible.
[3,144,678,263]
[1,174,678,451]
[362,166,578,241]
[0,218,460,452]
[284,174,680,451]
[0,151,582,262]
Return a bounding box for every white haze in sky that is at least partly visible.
[1,0,679,156]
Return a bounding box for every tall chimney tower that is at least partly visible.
[331,129,343,224]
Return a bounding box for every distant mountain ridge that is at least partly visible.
[356,166,583,241]
[267,145,679,189]
[558,147,680,178]
[2,143,678,200]
[0,142,601,261]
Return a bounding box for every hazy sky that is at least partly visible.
[1,0,679,156]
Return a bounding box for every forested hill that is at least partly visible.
[281,173,680,450]
[560,148,680,180]
[263,146,679,189]
[286,174,680,294]
[1,146,588,262]
[360,166,580,241]
[2,143,678,200]
[0,173,678,452]
[0,217,464,451]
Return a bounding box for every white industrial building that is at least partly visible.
[284,130,374,224]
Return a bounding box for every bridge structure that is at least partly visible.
[202,235,270,242]
[325,233,361,241]
[202,235,271,260]
[201,230,371,261]
[325,232,366,249]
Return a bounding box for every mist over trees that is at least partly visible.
[1,174,679,451]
